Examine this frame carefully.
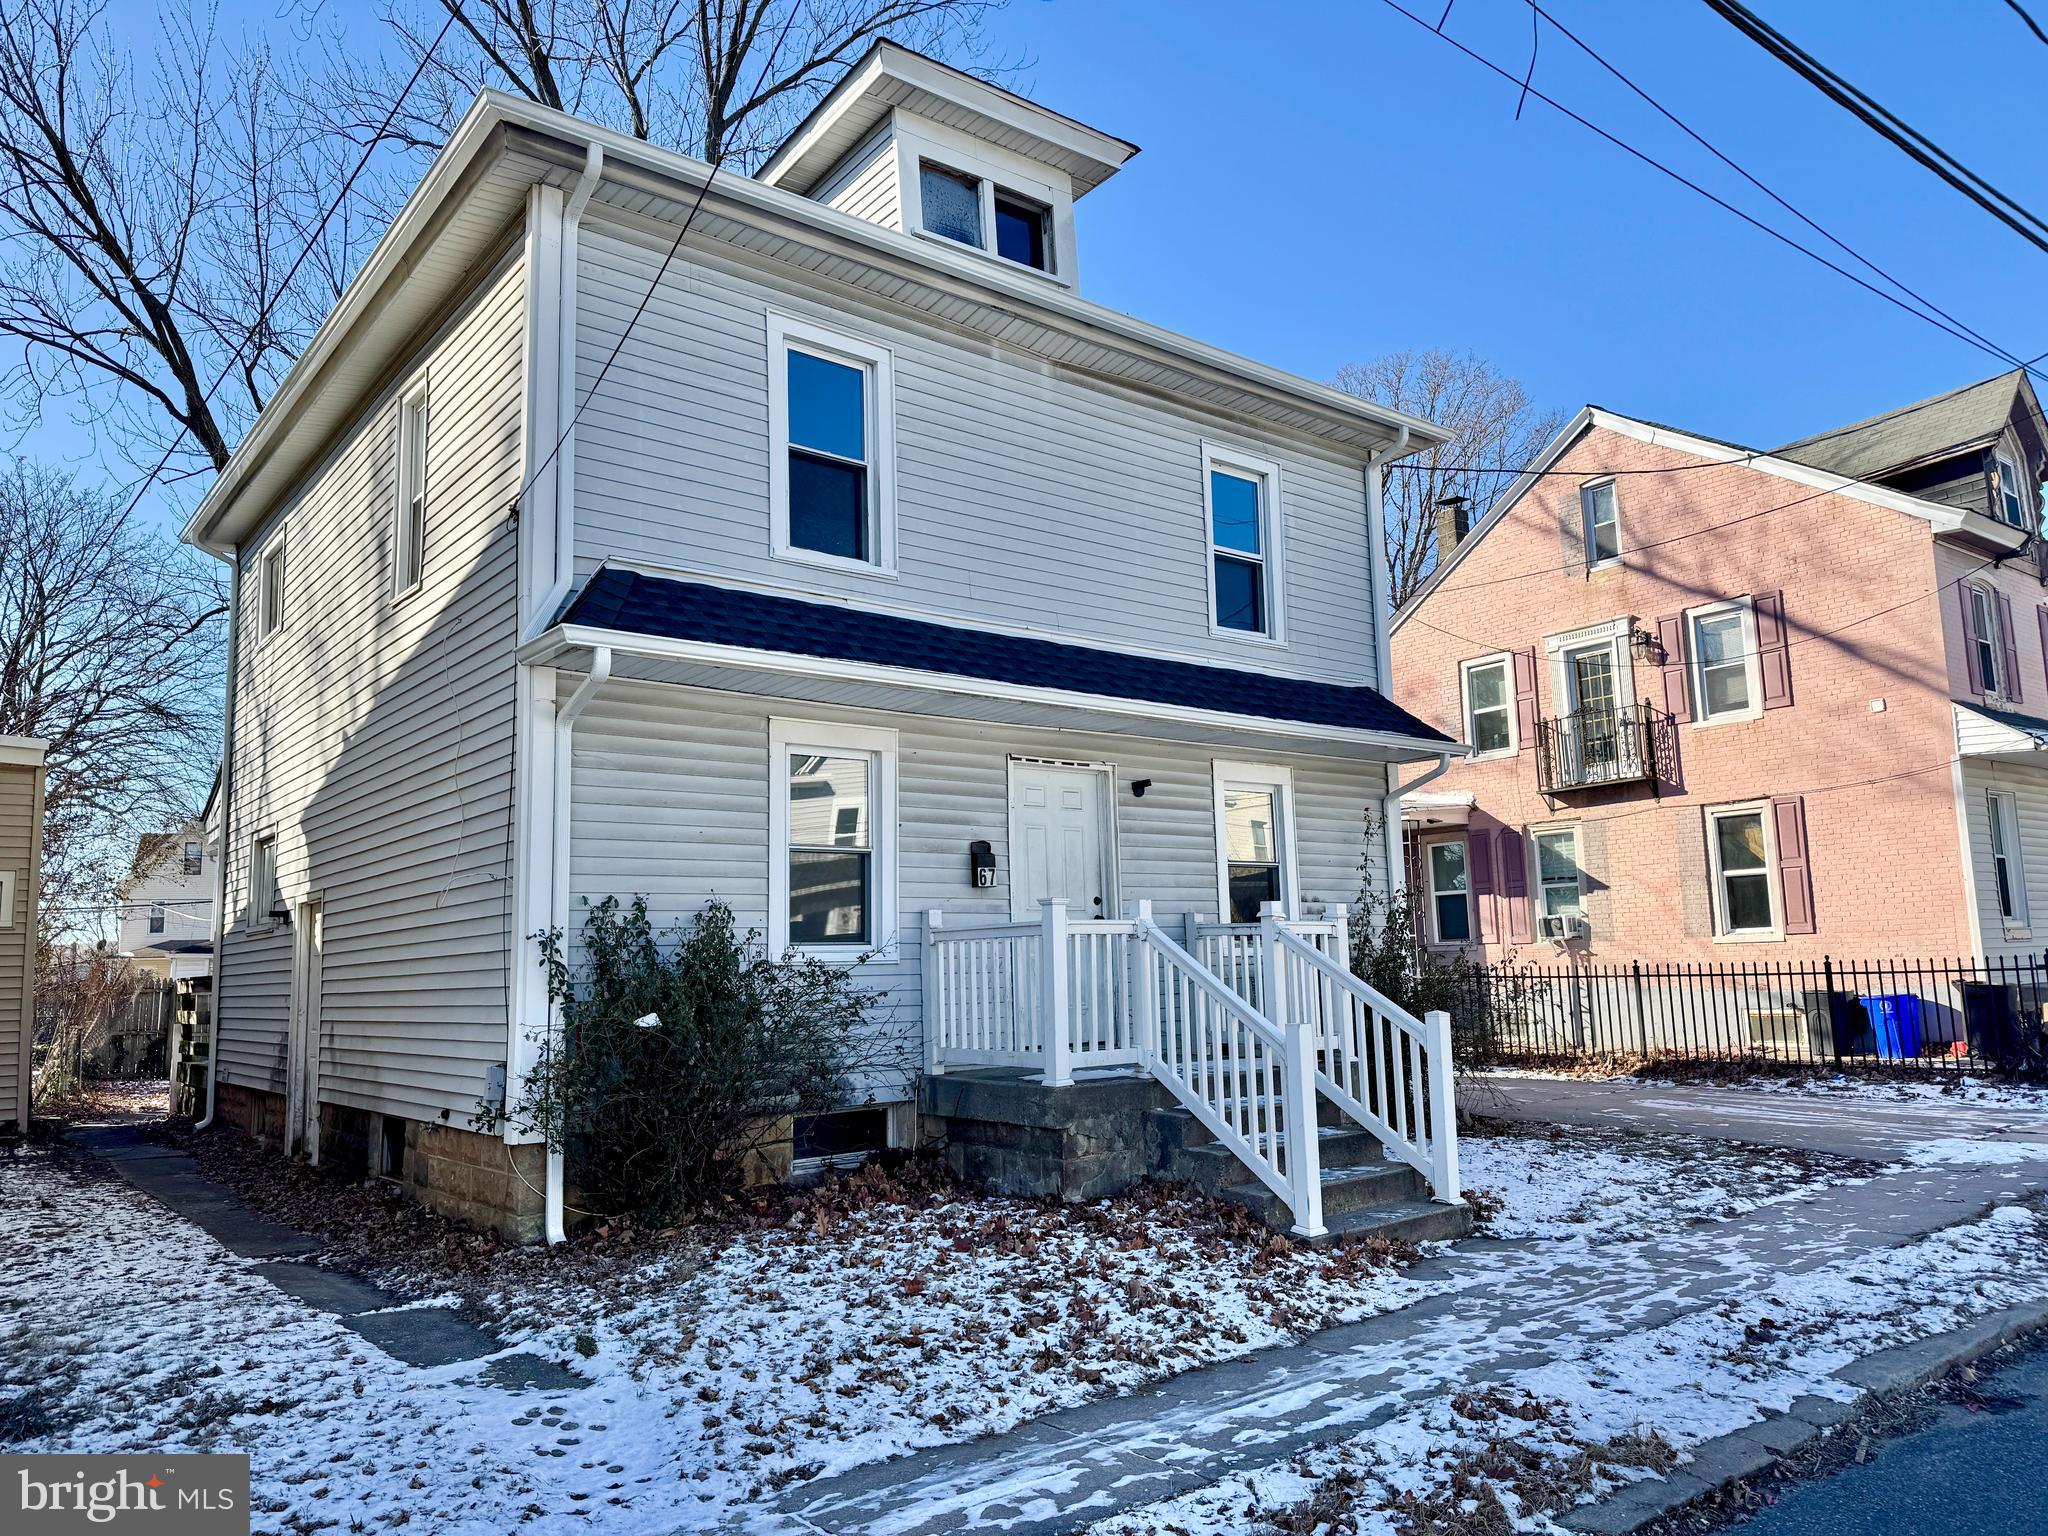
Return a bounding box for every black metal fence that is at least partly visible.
[1460,952,2048,1076]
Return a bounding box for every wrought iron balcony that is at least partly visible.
[1534,702,1674,797]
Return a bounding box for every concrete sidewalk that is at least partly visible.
[763,1153,2048,1536]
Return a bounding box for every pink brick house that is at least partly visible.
[1390,371,2048,972]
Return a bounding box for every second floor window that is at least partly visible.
[257,536,286,640]
[1461,655,1514,755]
[1581,480,1620,566]
[1687,598,1761,724]
[248,834,279,925]
[1969,583,2004,695]
[1996,453,2030,531]
[395,383,427,595]
[148,904,165,935]
[768,316,895,573]
[1206,447,1280,640]
[182,842,202,876]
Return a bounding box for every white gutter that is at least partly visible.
[539,645,611,1244]
[195,559,242,1131]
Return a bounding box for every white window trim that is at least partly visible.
[1705,800,1781,942]
[1211,760,1301,921]
[1968,581,2006,700]
[1580,479,1621,569]
[768,716,898,961]
[1988,788,2030,930]
[766,313,898,578]
[894,122,1074,287]
[1459,653,1517,758]
[1530,823,1584,923]
[0,869,15,928]
[1994,443,2032,532]
[1543,616,1633,714]
[1423,834,1472,947]
[256,533,287,643]
[1685,596,1764,727]
[246,831,280,929]
[393,375,429,600]
[1202,441,1287,646]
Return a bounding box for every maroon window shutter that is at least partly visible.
[1497,827,1534,945]
[1655,614,1690,721]
[1513,647,1539,749]
[1961,585,1985,694]
[1998,590,2023,703]
[1754,591,1792,710]
[1468,824,1496,943]
[1771,796,1816,935]
[2038,604,2048,695]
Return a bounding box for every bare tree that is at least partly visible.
[0,0,379,486]
[0,461,224,935]
[317,0,1004,168]
[1334,350,1565,609]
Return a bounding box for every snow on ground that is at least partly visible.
[1484,1065,2048,1118]
[1082,1204,2048,1536]
[1459,1125,1873,1241]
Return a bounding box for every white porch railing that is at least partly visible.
[924,898,1460,1233]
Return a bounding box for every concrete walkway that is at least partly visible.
[73,1121,574,1380]
[1474,1075,2048,1160]
[765,1153,2048,1536]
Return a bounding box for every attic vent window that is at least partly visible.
[916,158,1054,274]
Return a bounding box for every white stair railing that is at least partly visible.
[1130,902,1325,1238]
[1267,911,1460,1204]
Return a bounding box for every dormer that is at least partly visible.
[757,41,1137,290]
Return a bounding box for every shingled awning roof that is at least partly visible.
[559,567,1455,748]
[1774,371,2034,481]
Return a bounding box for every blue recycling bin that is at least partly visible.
[1861,994,1924,1061]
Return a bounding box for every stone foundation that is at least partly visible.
[922,1070,1170,1201]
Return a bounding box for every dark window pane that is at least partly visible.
[1214,553,1265,632]
[1210,469,1262,554]
[789,849,870,944]
[1724,870,1772,932]
[789,450,868,560]
[1472,708,1510,754]
[1228,863,1280,924]
[1435,893,1470,942]
[793,1107,888,1159]
[920,163,983,246]
[994,193,1048,269]
[787,350,865,462]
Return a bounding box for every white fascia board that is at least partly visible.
[0,736,48,767]
[187,91,1447,552]
[1392,405,2021,633]
[516,622,1457,762]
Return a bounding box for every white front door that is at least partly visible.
[286,898,323,1163]
[1010,763,1114,921]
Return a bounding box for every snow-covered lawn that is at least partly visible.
[1459,1124,1874,1240]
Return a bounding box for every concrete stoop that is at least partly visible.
[923,1068,1471,1247]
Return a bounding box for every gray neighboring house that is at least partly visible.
[183,45,1462,1242]
[0,736,46,1134]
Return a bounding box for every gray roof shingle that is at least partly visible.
[1774,371,2030,480]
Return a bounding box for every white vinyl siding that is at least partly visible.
[568,679,1388,1099]
[0,762,36,1130]
[218,246,527,1124]
[815,126,902,229]
[570,223,1383,689]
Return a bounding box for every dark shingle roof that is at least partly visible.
[562,568,1453,745]
[1774,372,2029,480]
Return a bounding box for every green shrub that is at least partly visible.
[484,897,901,1223]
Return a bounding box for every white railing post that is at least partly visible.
[1131,899,1158,1069]
[1041,898,1073,1087]
[1263,901,1325,1238]
[1426,1007,1461,1204]
[923,910,945,1077]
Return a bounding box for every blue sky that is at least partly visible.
[47,0,2048,530]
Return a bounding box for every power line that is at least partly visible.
[1378,0,2043,379]
[2006,0,2048,49]
[1700,0,2048,257]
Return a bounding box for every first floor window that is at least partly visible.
[770,317,894,571]
[1581,480,1619,564]
[1207,447,1280,638]
[1707,806,1774,936]
[1989,790,2028,924]
[1216,771,1294,923]
[1462,655,1513,755]
[1533,827,1583,922]
[772,719,896,955]
[248,834,279,925]
[1969,583,2003,695]
[1427,839,1470,943]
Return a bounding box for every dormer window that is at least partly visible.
[916,157,1055,274]
[1995,452,2031,531]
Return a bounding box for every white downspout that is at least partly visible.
[540,645,611,1244]
[533,143,603,638]
[1384,752,1454,911]
[195,556,242,1130]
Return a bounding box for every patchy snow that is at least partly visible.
[1083,1203,2048,1536]
[1460,1126,1872,1241]
[1904,1136,2043,1167]
[1483,1065,2048,1118]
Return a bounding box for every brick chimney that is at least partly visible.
[1433,493,1471,559]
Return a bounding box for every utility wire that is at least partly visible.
[2006,0,2048,49]
[1700,0,2048,257]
